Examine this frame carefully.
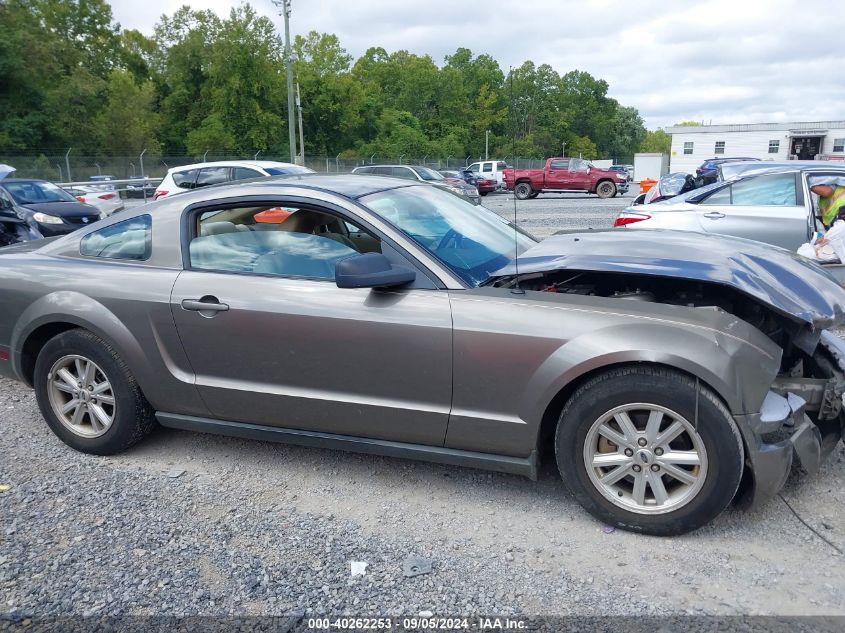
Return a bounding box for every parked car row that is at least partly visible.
[351,164,481,204]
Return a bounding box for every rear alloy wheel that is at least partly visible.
[555,365,743,535]
[596,180,617,198]
[514,182,534,200]
[34,329,156,455]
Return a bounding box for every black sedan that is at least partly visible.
[0,178,101,239]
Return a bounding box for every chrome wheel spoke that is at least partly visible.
[662,450,700,466]
[91,381,111,396]
[95,393,115,406]
[56,368,79,391]
[600,463,633,486]
[632,470,647,505]
[645,410,663,444]
[648,472,669,505]
[591,453,631,468]
[655,420,684,447]
[660,462,698,486]
[60,399,80,415]
[613,411,639,443]
[70,403,86,426]
[82,360,96,388]
[89,403,111,430]
[597,424,632,450]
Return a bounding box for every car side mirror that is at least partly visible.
[335,253,416,289]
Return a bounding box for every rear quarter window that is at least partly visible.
[172,169,199,188]
[79,215,152,261]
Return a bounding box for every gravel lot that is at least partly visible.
[3,185,845,621]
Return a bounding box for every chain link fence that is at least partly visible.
[0,153,554,181]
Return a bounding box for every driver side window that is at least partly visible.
[189,205,381,280]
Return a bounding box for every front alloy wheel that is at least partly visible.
[583,403,707,514]
[555,365,743,535]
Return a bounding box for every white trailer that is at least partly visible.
[633,153,669,182]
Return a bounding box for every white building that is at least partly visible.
[665,120,845,174]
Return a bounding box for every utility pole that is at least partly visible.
[296,82,305,166]
[273,0,297,164]
[485,130,490,160]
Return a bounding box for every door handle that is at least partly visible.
[703,211,725,219]
[181,298,229,312]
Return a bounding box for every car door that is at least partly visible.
[170,199,454,446]
[545,159,571,189]
[693,172,807,250]
[567,158,592,191]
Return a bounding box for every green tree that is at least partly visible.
[95,70,160,156]
[640,129,671,153]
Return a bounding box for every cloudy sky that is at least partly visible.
[110,0,841,129]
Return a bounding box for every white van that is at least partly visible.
[466,160,509,189]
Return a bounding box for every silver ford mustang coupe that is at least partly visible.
[1,174,844,535]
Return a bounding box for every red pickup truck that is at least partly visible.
[503,157,629,199]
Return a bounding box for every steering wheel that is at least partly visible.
[437,228,464,250]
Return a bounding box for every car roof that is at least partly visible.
[721,160,845,179]
[167,173,418,201]
[0,178,50,184]
[168,160,303,173]
[356,164,426,169]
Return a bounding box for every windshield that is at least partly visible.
[265,165,313,176]
[3,181,77,204]
[415,167,445,181]
[361,186,536,287]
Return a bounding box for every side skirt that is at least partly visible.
[156,412,539,480]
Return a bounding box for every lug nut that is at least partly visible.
[651,464,660,472]
[637,438,647,447]
[655,447,664,456]
[632,464,642,472]
[624,448,634,457]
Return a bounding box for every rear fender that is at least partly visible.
[10,291,207,415]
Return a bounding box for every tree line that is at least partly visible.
[0,0,672,162]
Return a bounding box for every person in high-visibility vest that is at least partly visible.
[812,183,845,227]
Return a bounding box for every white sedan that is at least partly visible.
[64,186,125,217]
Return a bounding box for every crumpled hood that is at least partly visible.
[492,229,845,330]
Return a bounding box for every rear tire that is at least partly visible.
[555,365,743,536]
[596,181,617,199]
[34,329,156,455]
[514,182,534,200]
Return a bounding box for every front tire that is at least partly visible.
[595,180,617,198]
[555,366,743,536]
[34,329,156,455]
[514,182,534,200]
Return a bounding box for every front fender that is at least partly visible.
[520,318,782,429]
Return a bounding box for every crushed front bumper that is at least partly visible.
[733,331,845,507]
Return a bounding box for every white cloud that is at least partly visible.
[109,0,844,129]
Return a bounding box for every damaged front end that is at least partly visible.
[489,230,845,507]
[735,331,845,506]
